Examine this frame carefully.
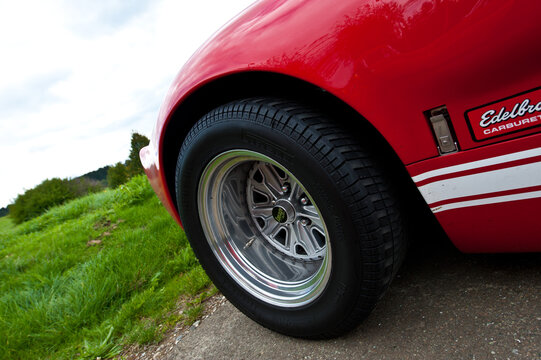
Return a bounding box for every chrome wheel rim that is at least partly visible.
[198,150,331,307]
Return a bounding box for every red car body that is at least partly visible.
[141,0,541,253]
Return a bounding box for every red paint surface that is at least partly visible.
[435,199,540,253]
[139,145,182,226]
[142,0,541,251]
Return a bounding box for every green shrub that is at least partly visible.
[68,177,105,197]
[8,176,109,225]
[107,162,129,189]
[9,178,76,224]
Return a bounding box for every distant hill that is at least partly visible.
[76,166,110,184]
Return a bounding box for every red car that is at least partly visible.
[140,0,541,338]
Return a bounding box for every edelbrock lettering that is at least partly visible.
[482,115,540,135]
[480,98,541,128]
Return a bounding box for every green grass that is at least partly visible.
[0,217,14,233]
[0,175,212,360]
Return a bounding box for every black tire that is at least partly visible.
[175,98,406,338]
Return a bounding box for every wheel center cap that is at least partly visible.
[272,200,296,224]
[272,206,288,223]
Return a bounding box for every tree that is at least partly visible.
[125,132,150,177]
[107,162,129,189]
[106,132,149,188]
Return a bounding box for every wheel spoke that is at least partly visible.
[250,205,274,218]
[288,181,303,201]
[300,222,320,255]
[287,224,299,254]
[261,220,281,238]
[257,163,284,199]
[251,181,280,201]
[291,221,319,256]
[298,205,325,232]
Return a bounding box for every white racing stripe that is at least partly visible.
[418,161,541,205]
[412,147,541,183]
[431,190,541,213]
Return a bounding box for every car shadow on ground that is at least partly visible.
[338,230,541,358]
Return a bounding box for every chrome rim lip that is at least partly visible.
[197,149,332,307]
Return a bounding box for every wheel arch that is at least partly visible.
[161,71,431,227]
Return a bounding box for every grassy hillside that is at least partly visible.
[0,217,14,232]
[0,176,212,360]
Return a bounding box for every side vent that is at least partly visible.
[426,106,458,155]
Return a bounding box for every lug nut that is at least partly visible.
[300,218,311,226]
[300,197,308,205]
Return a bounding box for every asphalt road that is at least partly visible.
[167,235,541,360]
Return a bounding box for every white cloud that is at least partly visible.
[0,0,255,207]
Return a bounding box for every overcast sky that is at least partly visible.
[0,0,255,208]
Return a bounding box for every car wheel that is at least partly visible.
[175,98,406,338]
